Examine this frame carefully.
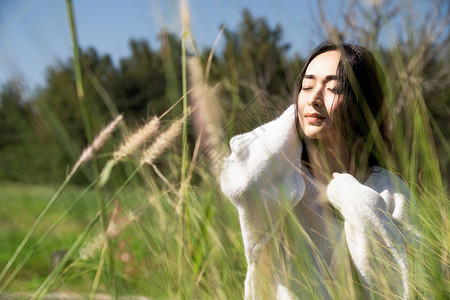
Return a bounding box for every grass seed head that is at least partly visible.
[70,114,123,176]
[141,116,185,166]
[113,117,160,161]
[188,57,224,177]
[180,0,191,32]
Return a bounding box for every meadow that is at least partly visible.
[1,0,449,299]
[0,173,244,298]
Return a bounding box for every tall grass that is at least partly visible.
[0,0,448,299]
[66,0,117,296]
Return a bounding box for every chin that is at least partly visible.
[303,125,335,140]
[303,129,324,140]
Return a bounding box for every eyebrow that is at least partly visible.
[304,74,338,81]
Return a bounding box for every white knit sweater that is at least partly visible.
[221,105,412,299]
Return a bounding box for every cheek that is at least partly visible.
[297,92,306,110]
[296,94,308,134]
[297,94,305,118]
[326,95,343,121]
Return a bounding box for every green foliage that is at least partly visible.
[215,10,300,134]
[1,8,447,186]
[0,81,65,182]
[0,3,448,299]
[114,39,168,119]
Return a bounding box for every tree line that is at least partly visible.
[0,9,448,186]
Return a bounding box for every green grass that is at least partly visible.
[0,182,96,291]
[1,1,448,299]
[1,163,448,299]
[0,176,246,298]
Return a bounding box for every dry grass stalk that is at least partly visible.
[188,56,224,178]
[70,115,123,176]
[141,116,185,166]
[113,117,160,161]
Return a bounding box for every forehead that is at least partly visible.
[304,50,341,78]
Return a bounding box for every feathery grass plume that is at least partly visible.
[99,116,159,186]
[141,116,185,166]
[113,117,160,161]
[188,56,225,178]
[79,231,106,261]
[70,115,123,176]
[180,0,191,34]
[79,203,144,261]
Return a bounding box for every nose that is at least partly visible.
[307,86,324,107]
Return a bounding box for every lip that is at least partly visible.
[304,112,326,122]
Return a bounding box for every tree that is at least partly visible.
[0,81,64,182]
[112,39,168,120]
[209,10,299,136]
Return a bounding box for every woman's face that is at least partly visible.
[297,50,343,141]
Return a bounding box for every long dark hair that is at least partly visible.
[293,41,391,169]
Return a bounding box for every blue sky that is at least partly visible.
[0,0,345,92]
[0,0,440,93]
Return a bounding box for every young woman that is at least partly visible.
[221,42,414,299]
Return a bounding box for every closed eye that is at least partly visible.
[328,88,341,94]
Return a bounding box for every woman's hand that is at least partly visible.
[327,172,388,219]
[326,172,409,298]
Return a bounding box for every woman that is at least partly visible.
[221,42,413,299]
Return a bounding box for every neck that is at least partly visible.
[303,137,370,183]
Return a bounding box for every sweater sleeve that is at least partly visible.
[220,104,305,263]
[326,171,412,299]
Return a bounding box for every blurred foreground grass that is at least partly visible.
[0,182,97,292]
[0,0,449,298]
[0,176,245,298]
[0,162,448,299]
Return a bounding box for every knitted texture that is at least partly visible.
[221,105,412,299]
[327,172,409,298]
[221,105,304,263]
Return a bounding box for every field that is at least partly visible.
[0,147,448,299]
[1,0,449,299]
[0,177,245,298]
